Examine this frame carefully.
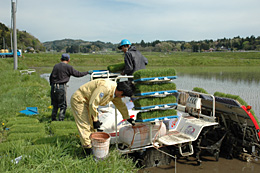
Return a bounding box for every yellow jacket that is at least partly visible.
[73,79,129,121]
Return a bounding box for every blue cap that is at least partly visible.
[61,54,70,61]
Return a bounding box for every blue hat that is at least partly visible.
[118,39,131,49]
[61,54,70,61]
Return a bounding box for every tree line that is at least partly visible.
[135,36,260,52]
[1,22,260,53]
[0,22,45,53]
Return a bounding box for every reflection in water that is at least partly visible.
[175,74,260,120]
[175,66,260,84]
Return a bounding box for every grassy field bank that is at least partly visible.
[21,51,260,74]
[0,58,138,172]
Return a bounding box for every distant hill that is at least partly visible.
[0,22,45,52]
[43,39,116,53]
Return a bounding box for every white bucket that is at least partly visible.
[90,132,110,160]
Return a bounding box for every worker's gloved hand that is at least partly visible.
[88,70,93,74]
[127,118,135,126]
[93,120,102,129]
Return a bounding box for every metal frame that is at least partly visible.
[113,75,134,150]
[178,89,216,121]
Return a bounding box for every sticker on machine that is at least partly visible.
[184,126,195,135]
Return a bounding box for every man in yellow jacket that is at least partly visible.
[70,79,135,151]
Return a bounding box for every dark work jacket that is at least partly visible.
[49,62,88,85]
[123,46,148,75]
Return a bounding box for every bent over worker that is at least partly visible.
[70,79,135,151]
[49,53,92,121]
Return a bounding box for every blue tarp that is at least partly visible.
[19,107,38,115]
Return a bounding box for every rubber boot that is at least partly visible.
[59,108,66,121]
[83,147,92,156]
[51,107,58,121]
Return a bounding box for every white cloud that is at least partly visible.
[1,0,260,43]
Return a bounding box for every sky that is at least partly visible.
[1,0,260,44]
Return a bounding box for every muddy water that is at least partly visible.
[139,157,260,173]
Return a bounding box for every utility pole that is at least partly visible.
[12,0,18,70]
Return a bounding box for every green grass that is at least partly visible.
[20,52,260,75]
[0,58,139,172]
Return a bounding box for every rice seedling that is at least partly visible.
[133,68,176,80]
[134,95,176,108]
[49,121,78,135]
[214,91,257,122]
[107,62,125,72]
[7,132,46,141]
[135,82,176,94]
[33,136,74,145]
[136,109,177,120]
[5,118,40,127]
[192,87,209,94]
[8,124,45,134]
[52,129,79,136]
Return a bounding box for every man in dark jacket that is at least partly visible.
[118,39,148,76]
[49,53,91,121]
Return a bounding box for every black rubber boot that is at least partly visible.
[59,108,66,121]
[51,107,58,121]
[83,148,92,156]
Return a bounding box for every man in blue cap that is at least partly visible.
[49,53,92,121]
[118,39,148,77]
